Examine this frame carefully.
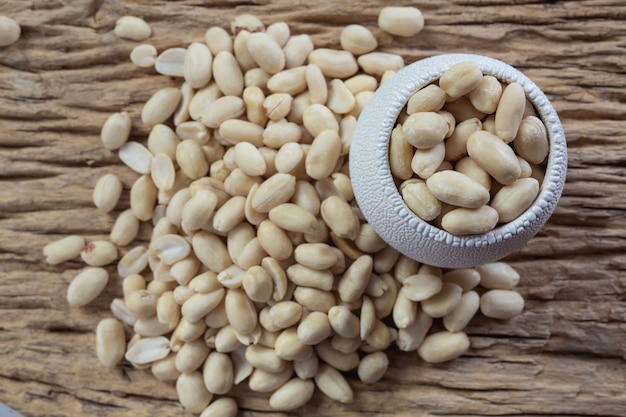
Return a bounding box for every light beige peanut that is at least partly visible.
[205,26,233,55]
[95,318,126,368]
[43,235,85,265]
[401,180,442,221]
[182,289,224,323]
[0,15,20,46]
[130,174,158,221]
[275,327,312,360]
[219,119,265,147]
[302,104,339,137]
[269,300,303,328]
[305,130,342,179]
[374,245,401,274]
[227,223,255,265]
[444,117,482,161]
[142,87,182,128]
[401,272,442,302]
[305,64,328,105]
[256,220,293,261]
[225,288,257,335]
[274,142,303,173]
[396,309,432,352]
[287,91,311,124]
[266,66,307,95]
[251,174,295,214]
[151,233,191,266]
[156,290,180,325]
[233,30,257,72]
[174,81,193,126]
[514,115,549,164]
[293,243,337,270]
[411,141,445,179]
[266,21,290,47]
[442,268,481,291]
[268,377,314,411]
[418,331,470,363]
[308,48,358,79]
[392,290,417,329]
[205,300,229,329]
[184,42,213,89]
[202,96,245,129]
[115,16,151,41]
[268,203,318,234]
[224,168,262,197]
[443,96,485,122]
[357,52,404,77]
[177,139,209,180]
[402,111,448,149]
[80,240,117,267]
[192,231,233,273]
[117,246,149,278]
[101,112,132,150]
[237,237,267,269]
[441,205,499,235]
[439,61,483,98]
[320,195,360,240]
[476,262,520,289]
[389,125,414,180]
[344,74,378,95]
[263,93,293,120]
[443,290,480,332]
[212,196,246,233]
[213,51,244,96]
[234,141,266,177]
[407,84,446,114]
[245,344,287,373]
[202,352,234,395]
[480,290,525,319]
[360,295,376,340]
[121,274,146,299]
[147,124,179,160]
[175,339,210,373]
[468,75,502,114]
[364,319,394,351]
[283,34,314,68]
[467,131,522,185]
[455,156,491,191]
[263,120,302,148]
[214,326,242,353]
[247,32,285,74]
[231,14,264,35]
[421,282,463,318]
[242,265,274,303]
[93,173,123,213]
[126,289,158,320]
[426,170,490,209]
[378,6,424,37]
[249,364,294,393]
[155,47,186,77]
[293,287,336,313]
[326,79,355,114]
[297,311,331,345]
[495,82,526,142]
[358,351,389,384]
[242,85,267,127]
[199,397,238,417]
[337,254,373,303]
[151,353,179,381]
[189,83,223,121]
[315,339,360,371]
[340,24,377,55]
[314,364,354,404]
[176,371,213,413]
[490,177,539,222]
[125,335,171,364]
[293,352,319,380]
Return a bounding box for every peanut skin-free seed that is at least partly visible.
[67,267,108,306]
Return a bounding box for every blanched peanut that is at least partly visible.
[67,267,109,306]
[411,142,445,179]
[320,196,360,240]
[96,318,126,367]
[340,24,377,55]
[358,351,389,384]
[476,262,520,290]
[378,6,424,37]
[44,235,85,265]
[418,331,470,363]
[421,282,463,318]
[306,130,341,180]
[402,112,448,149]
[401,180,441,221]
[443,290,480,332]
[495,82,526,142]
[247,32,285,74]
[441,205,499,235]
[426,170,489,209]
[213,51,244,96]
[283,34,314,68]
[467,130,522,185]
[480,290,524,319]
[468,75,502,114]
[308,48,359,79]
[401,272,442,302]
[327,79,355,114]
[268,378,314,411]
[407,84,446,114]
[297,311,332,345]
[490,177,539,222]
[439,61,483,98]
[314,364,354,404]
[444,117,482,162]
[514,115,549,164]
[267,66,307,95]
[442,268,481,291]
[455,156,491,191]
[357,52,404,77]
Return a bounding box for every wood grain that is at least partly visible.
[1,0,626,416]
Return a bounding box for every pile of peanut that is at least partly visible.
[391,62,549,235]
[43,8,525,416]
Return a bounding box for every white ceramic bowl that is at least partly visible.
[349,53,567,268]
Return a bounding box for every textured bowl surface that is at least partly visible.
[349,53,568,268]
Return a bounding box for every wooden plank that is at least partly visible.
[1,0,625,416]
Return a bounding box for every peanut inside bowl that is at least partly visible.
[349,53,568,268]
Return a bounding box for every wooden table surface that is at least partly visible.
[1,1,625,416]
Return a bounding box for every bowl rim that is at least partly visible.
[349,53,568,267]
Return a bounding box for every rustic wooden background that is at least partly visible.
[1,0,625,416]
